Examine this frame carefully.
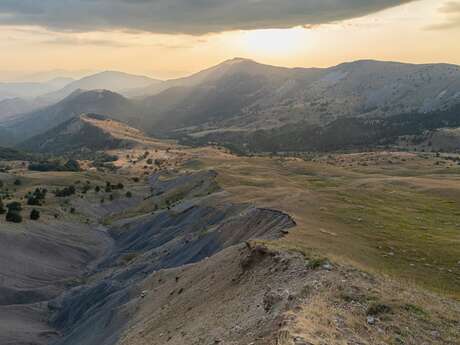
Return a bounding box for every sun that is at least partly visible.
[239,27,309,57]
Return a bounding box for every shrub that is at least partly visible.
[27,196,41,206]
[6,201,22,212]
[6,211,22,223]
[126,191,132,198]
[54,186,76,197]
[0,199,5,215]
[14,179,21,186]
[70,207,76,214]
[30,209,40,220]
[27,188,46,206]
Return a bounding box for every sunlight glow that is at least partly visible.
[239,27,310,57]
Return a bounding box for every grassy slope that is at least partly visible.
[191,150,460,299]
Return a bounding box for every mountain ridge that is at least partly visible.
[3,89,139,143]
[3,58,460,152]
[41,71,161,103]
[133,58,460,136]
[19,113,141,154]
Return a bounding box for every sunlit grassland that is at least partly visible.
[198,153,460,299]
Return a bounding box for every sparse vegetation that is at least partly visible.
[6,211,22,223]
[5,202,22,223]
[54,185,76,197]
[27,188,47,206]
[6,201,22,212]
[30,209,40,220]
[29,159,80,172]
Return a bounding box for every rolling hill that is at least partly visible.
[19,113,142,154]
[182,103,460,153]
[4,89,139,143]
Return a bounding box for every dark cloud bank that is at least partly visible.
[0,0,413,34]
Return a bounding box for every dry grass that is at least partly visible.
[192,150,460,299]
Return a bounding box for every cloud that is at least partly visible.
[426,1,460,30]
[0,0,414,35]
[43,37,130,47]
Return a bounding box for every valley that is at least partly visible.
[0,58,459,345]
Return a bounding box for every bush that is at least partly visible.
[6,201,22,212]
[0,199,5,215]
[30,209,40,220]
[14,179,21,186]
[54,186,76,197]
[27,196,41,206]
[126,191,132,198]
[6,211,22,223]
[27,188,47,206]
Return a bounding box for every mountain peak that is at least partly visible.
[223,57,257,64]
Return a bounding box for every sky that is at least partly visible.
[0,0,459,81]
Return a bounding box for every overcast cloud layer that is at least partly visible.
[0,0,413,34]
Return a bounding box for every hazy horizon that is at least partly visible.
[7,57,460,85]
[1,0,459,81]
[4,55,460,84]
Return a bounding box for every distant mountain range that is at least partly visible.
[0,77,73,101]
[41,71,160,103]
[136,58,460,135]
[1,58,460,152]
[2,89,138,143]
[0,71,159,121]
